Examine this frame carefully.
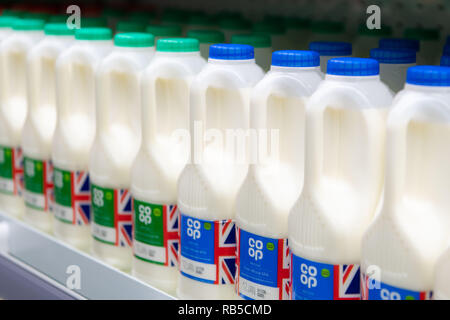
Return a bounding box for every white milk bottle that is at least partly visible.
[231,34,272,72]
[235,50,322,300]
[361,66,450,300]
[21,23,75,233]
[52,27,113,251]
[0,16,15,41]
[177,44,264,299]
[0,18,45,218]
[289,57,393,300]
[90,33,155,272]
[370,48,416,93]
[131,38,206,295]
[309,41,352,73]
[434,246,450,300]
[186,30,225,60]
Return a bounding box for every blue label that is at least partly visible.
[291,254,360,300]
[237,229,290,300]
[179,213,236,285]
[362,274,432,300]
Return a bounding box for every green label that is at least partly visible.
[24,157,44,194]
[0,146,13,179]
[92,183,114,228]
[54,167,72,207]
[134,199,164,247]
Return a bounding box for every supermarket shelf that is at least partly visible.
[0,211,175,300]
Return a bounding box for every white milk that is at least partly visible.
[52,28,113,251]
[21,24,75,233]
[370,48,417,93]
[0,16,15,41]
[186,30,225,60]
[434,246,450,300]
[177,44,264,300]
[231,34,272,72]
[289,57,393,300]
[90,33,155,272]
[309,41,352,73]
[235,50,323,300]
[0,19,45,218]
[131,38,206,295]
[361,66,450,300]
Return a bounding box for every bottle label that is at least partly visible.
[0,146,23,196]
[91,184,132,248]
[361,273,433,300]
[236,228,290,300]
[291,254,361,300]
[133,199,179,267]
[23,157,53,211]
[53,167,91,225]
[179,213,236,285]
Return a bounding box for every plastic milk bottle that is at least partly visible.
[177,44,264,299]
[289,58,393,300]
[434,246,450,300]
[131,38,206,295]
[235,50,323,300]
[309,41,352,73]
[370,48,416,93]
[0,18,45,218]
[361,66,450,300]
[21,23,75,232]
[90,33,155,271]
[52,27,113,251]
[231,34,272,72]
[0,16,15,42]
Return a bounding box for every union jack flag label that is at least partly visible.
[0,146,23,196]
[291,254,360,300]
[91,184,132,248]
[360,273,432,300]
[179,213,236,285]
[133,199,179,267]
[23,157,53,211]
[53,167,91,225]
[236,228,290,300]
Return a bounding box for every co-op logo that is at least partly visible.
[248,238,264,261]
[138,204,152,225]
[300,264,318,289]
[187,218,201,240]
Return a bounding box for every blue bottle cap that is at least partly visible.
[443,44,450,57]
[379,38,420,52]
[209,43,254,60]
[271,50,320,67]
[406,66,450,86]
[370,48,416,64]
[327,57,379,76]
[441,55,450,67]
[309,41,352,56]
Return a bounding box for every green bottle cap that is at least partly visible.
[187,30,224,43]
[75,27,113,40]
[114,32,154,47]
[1,9,25,18]
[231,33,271,48]
[146,24,182,37]
[404,27,440,41]
[357,24,392,37]
[253,21,286,35]
[12,18,46,31]
[116,21,147,33]
[157,38,199,52]
[44,23,76,36]
[0,16,17,28]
